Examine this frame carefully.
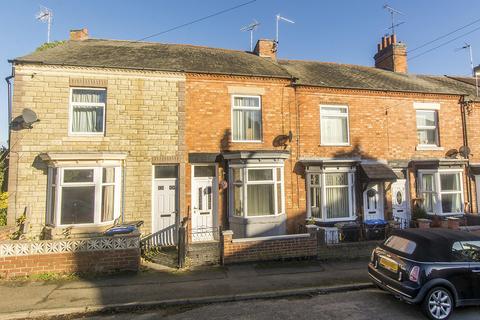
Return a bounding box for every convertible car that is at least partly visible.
[368,228,480,319]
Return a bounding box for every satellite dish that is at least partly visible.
[459,145,471,158]
[445,149,459,159]
[22,108,39,124]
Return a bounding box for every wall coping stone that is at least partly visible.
[231,233,311,243]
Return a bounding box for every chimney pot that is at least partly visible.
[391,34,396,44]
[387,36,392,46]
[70,28,89,41]
[382,36,387,49]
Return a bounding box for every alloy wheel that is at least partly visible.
[427,289,452,320]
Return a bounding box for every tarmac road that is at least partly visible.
[82,288,480,320]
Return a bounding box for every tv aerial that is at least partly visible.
[240,20,260,52]
[456,43,479,96]
[383,4,404,35]
[275,14,294,44]
[36,6,53,43]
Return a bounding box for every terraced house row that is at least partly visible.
[6,29,480,245]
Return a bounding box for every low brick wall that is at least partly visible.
[222,230,317,264]
[0,226,15,241]
[0,233,140,278]
[317,241,381,261]
[188,241,221,266]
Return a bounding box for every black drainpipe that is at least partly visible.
[5,64,14,145]
[460,96,473,213]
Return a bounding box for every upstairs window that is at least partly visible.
[70,88,106,135]
[415,104,439,147]
[232,95,262,142]
[320,105,349,145]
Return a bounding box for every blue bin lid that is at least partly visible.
[364,219,388,226]
[104,225,136,236]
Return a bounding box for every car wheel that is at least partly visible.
[422,287,454,320]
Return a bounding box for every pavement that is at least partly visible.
[0,259,371,319]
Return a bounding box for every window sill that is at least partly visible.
[231,140,263,144]
[416,145,444,151]
[63,136,109,142]
[308,216,357,223]
[319,143,350,147]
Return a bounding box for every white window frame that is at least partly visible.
[320,105,350,146]
[414,102,440,147]
[306,167,356,222]
[48,166,121,227]
[68,87,106,136]
[228,164,284,218]
[231,94,262,143]
[418,169,464,215]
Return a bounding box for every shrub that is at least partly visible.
[412,205,428,220]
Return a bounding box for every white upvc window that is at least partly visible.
[231,95,262,142]
[307,168,356,222]
[47,166,121,226]
[69,88,106,135]
[418,169,464,215]
[320,105,350,146]
[416,109,439,147]
[229,165,284,217]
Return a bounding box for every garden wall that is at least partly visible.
[0,233,140,278]
[222,230,318,264]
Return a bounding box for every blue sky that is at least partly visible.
[2,0,480,146]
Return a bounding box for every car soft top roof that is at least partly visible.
[382,228,480,262]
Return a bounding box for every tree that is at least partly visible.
[0,146,8,226]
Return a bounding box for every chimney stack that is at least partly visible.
[254,39,277,60]
[70,28,89,41]
[374,34,407,73]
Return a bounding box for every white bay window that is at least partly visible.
[418,170,463,215]
[230,166,284,217]
[307,169,356,221]
[48,166,121,226]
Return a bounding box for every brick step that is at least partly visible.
[187,241,221,266]
[143,246,178,268]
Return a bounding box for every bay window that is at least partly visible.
[230,166,284,217]
[232,95,262,142]
[307,169,356,221]
[48,166,121,226]
[69,88,106,135]
[418,170,463,215]
[320,105,349,145]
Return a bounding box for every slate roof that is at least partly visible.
[12,39,291,79]
[11,38,480,98]
[278,59,467,95]
[359,163,397,182]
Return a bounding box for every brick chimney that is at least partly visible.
[374,34,407,73]
[69,28,89,41]
[254,39,277,60]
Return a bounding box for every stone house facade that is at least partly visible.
[6,30,480,244]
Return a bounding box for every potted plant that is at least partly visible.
[412,205,431,229]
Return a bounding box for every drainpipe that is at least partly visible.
[460,96,473,213]
[5,64,14,146]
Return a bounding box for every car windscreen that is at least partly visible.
[384,235,417,255]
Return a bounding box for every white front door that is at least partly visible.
[363,183,384,221]
[392,179,410,228]
[153,178,178,246]
[192,165,217,242]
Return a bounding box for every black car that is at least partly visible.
[368,228,480,320]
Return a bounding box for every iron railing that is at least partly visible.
[191,226,222,242]
[140,224,178,254]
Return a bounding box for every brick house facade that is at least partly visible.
[6,30,480,244]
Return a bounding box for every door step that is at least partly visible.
[143,246,178,268]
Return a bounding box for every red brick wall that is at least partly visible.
[0,248,140,279]
[185,74,300,232]
[222,230,317,264]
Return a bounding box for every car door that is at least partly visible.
[451,241,480,301]
[462,241,480,301]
